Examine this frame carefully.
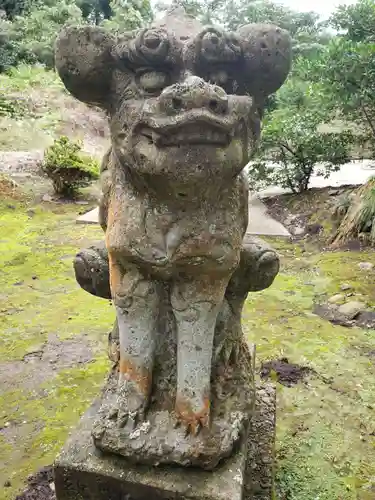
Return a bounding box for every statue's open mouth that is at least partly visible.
[138,112,234,148]
[141,124,230,147]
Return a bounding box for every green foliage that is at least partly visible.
[223,0,331,58]
[41,136,99,197]
[1,64,63,91]
[102,0,152,32]
[330,0,375,43]
[0,17,33,72]
[0,0,34,19]
[155,0,224,24]
[11,0,84,68]
[297,0,375,155]
[306,38,375,148]
[0,0,152,72]
[76,0,112,23]
[225,0,317,33]
[156,0,330,55]
[0,95,27,117]
[248,76,354,193]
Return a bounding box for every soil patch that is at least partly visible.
[263,186,357,246]
[0,334,93,392]
[15,466,55,500]
[260,358,314,386]
[0,175,25,200]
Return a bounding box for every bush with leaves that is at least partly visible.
[330,0,375,44]
[41,136,99,197]
[0,17,34,72]
[248,105,354,194]
[102,0,152,33]
[11,0,84,68]
[305,40,375,150]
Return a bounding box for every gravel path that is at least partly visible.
[0,150,43,175]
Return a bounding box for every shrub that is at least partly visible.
[0,17,33,72]
[248,106,355,194]
[0,96,18,116]
[0,94,29,117]
[10,0,84,69]
[41,136,99,197]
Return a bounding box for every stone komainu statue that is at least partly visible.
[55,8,291,469]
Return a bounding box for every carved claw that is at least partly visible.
[230,342,240,364]
[117,410,129,428]
[175,396,210,437]
[107,377,149,429]
[216,338,240,366]
[108,403,147,429]
[175,413,206,437]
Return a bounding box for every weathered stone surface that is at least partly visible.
[340,283,352,291]
[337,301,367,320]
[74,238,280,301]
[92,343,255,469]
[328,294,345,304]
[358,262,374,271]
[55,6,291,468]
[76,199,292,238]
[54,399,249,500]
[54,382,276,500]
[245,383,276,500]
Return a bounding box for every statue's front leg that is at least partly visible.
[108,254,159,427]
[171,275,229,435]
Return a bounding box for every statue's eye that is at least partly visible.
[137,70,169,93]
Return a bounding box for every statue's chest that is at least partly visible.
[106,190,245,272]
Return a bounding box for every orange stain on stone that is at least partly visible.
[175,393,210,433]
[119,357,152,397]
[106,199,122,297]
[107,252,122,297]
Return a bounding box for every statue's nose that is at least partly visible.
[158,75,228,115]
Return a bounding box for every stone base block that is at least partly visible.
[54,384,276,500]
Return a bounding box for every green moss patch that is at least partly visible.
[1,187,375,499]
[0,196,113,498]
[246,237,375,500]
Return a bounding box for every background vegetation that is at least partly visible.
[1,0,374,183]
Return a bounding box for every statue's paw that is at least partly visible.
[174,401,210,437]
[108,405,146,429]
[174,414,208,437]
[108,381,148,429]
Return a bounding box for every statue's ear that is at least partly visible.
[237,24,292,99]
[55,25,115,108]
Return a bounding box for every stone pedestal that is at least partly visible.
[54,384,276,500]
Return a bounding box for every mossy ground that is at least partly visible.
[0,193,114,499]
[0,185,374,499]
[245,236,375,500]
